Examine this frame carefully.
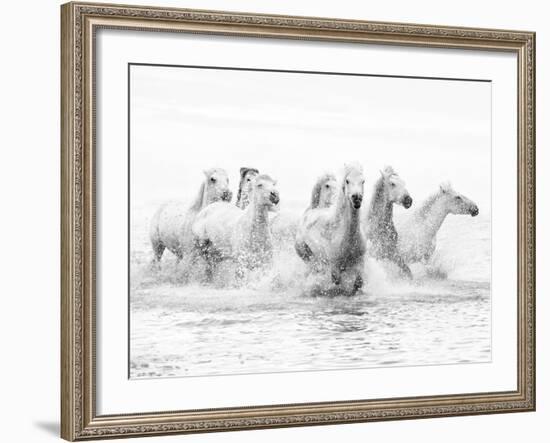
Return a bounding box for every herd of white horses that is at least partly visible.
[149,164,479,295]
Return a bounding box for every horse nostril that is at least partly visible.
[403,196,413,208]
[471,206,479,217]
[270,191,280,204]
[222,190,232,201]
[351,194,362,208]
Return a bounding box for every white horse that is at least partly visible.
[364,166,413,278]
[308,172,338,210]
[294,173,337,261]
[235,167,259,209]
[295,164,366,294]
[271,174,337,252]
[192,174,280,278]
[149,168,232,263]
[397,182,479,264]
[235,166,301,251]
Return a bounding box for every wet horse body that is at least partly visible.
[397,183,479,264]
[295,165,366,294]
[294,173,337,263]
[149,168,232,263]
[365,167,413,278]
[192,174,280,278]
[235,166,301,251]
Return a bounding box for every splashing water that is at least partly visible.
[130,202,491,379]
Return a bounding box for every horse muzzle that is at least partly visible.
[402,195,413,209]
[351,194,363,209]
[221,190,233,202]
[470,206,479,217]
[269,191,280,205]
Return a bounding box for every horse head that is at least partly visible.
[380,166,412,209]
[439,182,479,216]
[310,173,337,209]
[236,167,259,209]
[342,163,365,210]
[203,168,232,204]
[251,174,279,208]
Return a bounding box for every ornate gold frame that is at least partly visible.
[61,2,536,440]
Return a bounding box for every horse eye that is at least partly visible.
[257,183,263,188]
[455,196,462,200]
[325,184,330,188]
[391,183,396,187]
[247,178,251,182]
[345,179,349,185]
[210,177,216,183]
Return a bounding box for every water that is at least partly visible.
[130,202,491,379]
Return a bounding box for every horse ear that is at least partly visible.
[240,167,259,178]
[439,182,452,193]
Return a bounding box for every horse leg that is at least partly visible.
[331,268,342,286]
[352,273,363,295]
[295,241,313,262]
[395,256,413,279]
[205,247,224,283]
[234,255,247,283]
[151,239,165,265]
[193,238,215,282]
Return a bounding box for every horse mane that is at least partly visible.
[367,175,392,224]
[310,173,335,209]
[189,180,207,211]
[342,162,363,179]
[416,182,454,218]
[416,190,444,219]
[369,176,386,208]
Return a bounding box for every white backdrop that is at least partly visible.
[0,0,547,442]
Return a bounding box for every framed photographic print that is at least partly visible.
[61,1,536,440]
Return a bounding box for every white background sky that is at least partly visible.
[130,65,491,213]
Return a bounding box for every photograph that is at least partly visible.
[58,3,536,440]
[129,63,491,379]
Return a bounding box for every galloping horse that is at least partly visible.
[235,166,300,250]
[364,166,413,278]
[397,182,479,264]
[192,174,280,278]
[295,173,337,261]
[149,168,232,263]
[295,164,366,294]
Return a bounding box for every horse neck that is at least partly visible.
[419,196,450,238]
[244,197,270,233]
[189,181,207,212]
[367,180,394,230]
[346,203,361,236]
[331,185,348,224]
[236,179,247,209]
